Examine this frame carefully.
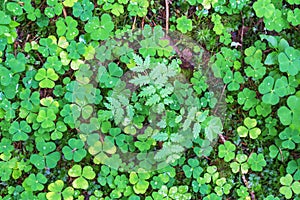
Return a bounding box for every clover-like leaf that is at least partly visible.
[237,117,261,139]
[45,0,63,18]
[7,53,27,73]
[87,135,117,165]
[0,138,14,155]
[183,158,203,179]
[287,8,300,26]
[46,180,74,200]
[73,0,94,21]
[63,0,78,7]
[280,174,300,199]
[223,71,244,91]
[68,165,96,189]
[22,173,47,192]
[279,127,300,150]
[84,14,114,40]
[176,16,193,34]
[258,76,288,105]
[264,9,288,32]
[35,68,59,88]
[247,153,266,172]
[129,169,151,194]
[237,88,259,111]
[218,141,236,162]
[244,60,266,80]
[269,144,289,161]
[214,177,232,196]
[62,138,87,162]
[0,66,11,86]
[230,154,249,174]
[201,0,218,10]
[6,2,23,16]
[30,140,60,169]
[278,46,300,76]
[278,95,300,129]
[9,121,31,141]
[0,11,12,25]
[287,159,300,181]
[38,38,57,57]
[37,108,57,129]
[98,62,123,88]
[127,0,149,17]
[253,0,275,18]
[56,16,79,40]
[287,0,300,4]
[66,41,86,60]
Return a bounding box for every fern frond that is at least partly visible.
[152,132,168,141]
[160,84,174,98]
[145,94,161,106]
[130,74,151,86]
[139,85,156,97]
[131,55,151,72]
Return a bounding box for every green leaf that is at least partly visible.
[264,9,288,32]
[258,76,288,105]
[176,16,193,33]
[237,117,261,139]
[35,68,59,88]
[63,0,78,7]
[205,117,222,142]
[0,11,11,25]
[7,2,23,16]
[30,154,45,169]
[37,109,57,128]
[238,88,258,110]
[62,138,87,162]
[218,141,236,162]
[223,71,244,91]
[73,176,89,189]
[7,53,27,73]
[280,174,294,199]
[9,121,31,141]
[68,164,82,177]
[278,46,300,75]
[279,127,300,150]
[129,172,139,185]
[82,166,96,180]
[22,173,47,192]
[127,0,149,17]
[0,67,11,86]
[248,153,266,172]
[38,38,57,57]
[73,0,94,21]
[85,14,114,40]
[287,159,300,181]
[56,16,79,40]
[278,95,300,128]
[253,0,275,18]
[47,180,67,200]
[287,8,300,26]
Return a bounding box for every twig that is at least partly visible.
[242,174,256,200]
[63,7,67,18]
[215,104,256,199]
[278,147,284,162]
[142,17,145,29]
[132,16,137,31]
[165,0,169,34]
[36,53,44,64]
[240,11,244,51]
[218,133,226,144]
[213,84,227,116]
